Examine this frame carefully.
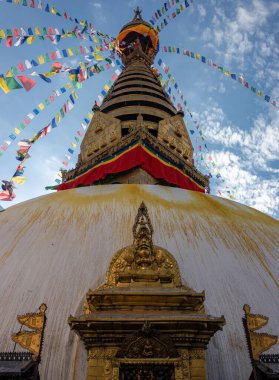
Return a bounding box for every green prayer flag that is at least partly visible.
[45,99,50,105]
[6,29,13,37]
[38,36,44,40]
[74,136,79,143]
[11,66,20,76]
[60,109,65,118]
[5,77,23,90]
[22,0,27,6]
[45,53,50,62]
[43,27,47,35]
[191,52,195,58]
[20,123,25,130]
[74,47,79,55]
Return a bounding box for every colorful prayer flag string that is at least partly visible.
[160,46,278,109]
[157,58,233,199]
[0,57,119,154]
[58,67,123,171]
[153,0,193,32]
[149,0,193,29]
[2,0,113,39]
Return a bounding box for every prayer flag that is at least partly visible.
[0,75,10,93]
[39,74,51,83]
[6,36,13,47]
[17,76,36,91]
[5,76,22,90]
[38,55,45,64]
[27,36,36,44]
[12,176,26,185]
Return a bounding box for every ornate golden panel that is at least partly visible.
[158,115,194,163]
[79,111,121,165]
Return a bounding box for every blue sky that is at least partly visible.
[0,0,278,219]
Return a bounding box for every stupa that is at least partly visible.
[0,9,278,380]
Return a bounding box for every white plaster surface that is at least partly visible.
[0,185,278,379]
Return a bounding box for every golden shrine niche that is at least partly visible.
[69,203,225,380]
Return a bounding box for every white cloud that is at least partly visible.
[211,150,279,217]
[93,2,102,8]
[198,103,279,174]
[201,0,279,83]
[197,4,206,17]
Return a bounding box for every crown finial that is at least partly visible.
[133,6,143,20]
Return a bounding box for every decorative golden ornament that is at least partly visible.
[243,304,278,362]
[11,303,47,361]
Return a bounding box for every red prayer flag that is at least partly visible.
[77,130,83,137]
[23,118,31,125]
[51,62,62,69]
[17,76,36,91]
[13,28,20,37]
[30,0,35,8]
[48,27,55,35]
[50,52,56,60]
[18,62,26,72]
[6,36,13,48]
[0,190,15,201]
[63,11,68,19]
[49,95,54,102]
[1,145,8,151]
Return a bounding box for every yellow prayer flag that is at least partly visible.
[95,54,104,61]
[0,77,10,94]
[0,29,5,38]
[104,84,110,91]
[56,113,61,124]
[80,21,85,26]
[6,70,13,78]
[258,90,263,97]
[35,27,41,35]
[87,112,93,119]
[51,7,56,15]
[38,55,45,64]
[14,128,21,135]
[38,103,45,110]
[67,48,74,56]
[72,90,78,100]
[180,4,185,11]
[66,83,72,89]
[93,35,98,43]
[12,176,26,185]
[95,46,100,52]
[27,36,36,45]
[170,77,175,84]
[71,143,77,148]
[44,72,56,77]
[225,70,230,77]
[14,0,20,3]
[196,53,201,60]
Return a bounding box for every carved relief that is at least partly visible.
[189,349,205,360]
[158,115,194,163]
[79,111,121,165]
[175,349,190,380]
[105,202,182,287]
[116,322,179,359]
